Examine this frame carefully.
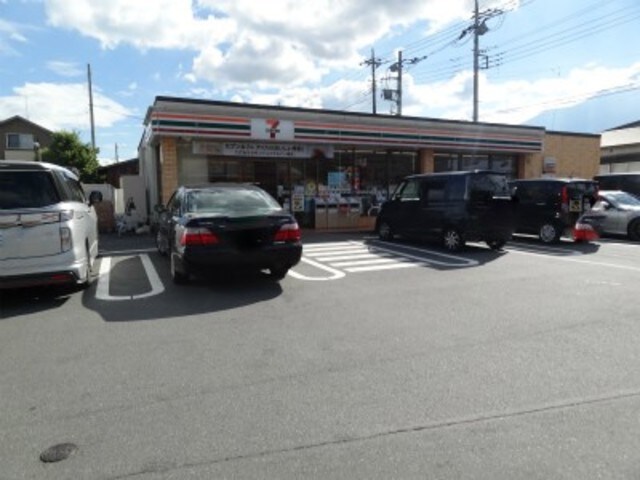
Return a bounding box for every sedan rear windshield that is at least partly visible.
[185,188,282,214]
[0,171,60,209]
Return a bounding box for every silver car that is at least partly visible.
[0,160,99,289]
[580,190,640,241]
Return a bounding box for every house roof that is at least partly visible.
[605,120,640,132]
[0,115,53,133]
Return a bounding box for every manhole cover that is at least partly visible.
[40,443,78,463]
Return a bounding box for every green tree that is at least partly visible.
[41,131,103,183]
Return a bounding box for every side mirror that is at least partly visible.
[154,204,167,213]
[88,191,103,205]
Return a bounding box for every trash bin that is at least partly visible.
[326,199,338,229]
[314,197,327,229]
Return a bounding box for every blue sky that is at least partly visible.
[1,0,639,165]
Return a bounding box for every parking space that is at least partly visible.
[91,233,640,299]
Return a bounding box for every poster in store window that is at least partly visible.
[291,193,305,212]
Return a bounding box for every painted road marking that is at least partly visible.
[289,241,478,280]
[96,254,165,301]
[287,256,347,281]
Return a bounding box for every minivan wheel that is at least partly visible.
[628,219,640,241]
[443,229,464,252]
[170,253,189,285]
[539,223,561,243]
[378,221,394,241]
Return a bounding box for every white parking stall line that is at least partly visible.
[304,246,368,256]
[299,240,478,277]
[369,240,480,267]
[287,256,347,281]
[315,252,390,262]
[506,241,584,256]
[96,254,165,301]
[331,257,398,267]
[505,248,640,272]
[346,262,418,273]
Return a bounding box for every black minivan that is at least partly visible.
[510,178,598,243]
[375,170,515,251]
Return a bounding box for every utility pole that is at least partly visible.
[361,49,383,114]
[385,51,427,116]
[397,50,403,116]
[459,2,502,122]
[87,63,96,152]
[473,0,480,122]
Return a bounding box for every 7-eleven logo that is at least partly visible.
[266,119,280,139]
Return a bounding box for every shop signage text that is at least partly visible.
[193,141,334,159]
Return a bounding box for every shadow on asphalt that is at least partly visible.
[83,252,284,322]
[0,285,78,320]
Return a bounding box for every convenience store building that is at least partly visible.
[139,96,600,229]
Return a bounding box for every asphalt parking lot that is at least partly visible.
[2,231,640,479]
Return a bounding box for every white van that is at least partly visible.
[0,161,99,289]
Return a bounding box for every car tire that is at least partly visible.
[443,228,464,252]
[170,253,189,285]
[628,219,640,241]
[378,221,394,241]
[269,266,289,280]
[156,231,169,256]
[486,239,506,250]
[539,223,561,243]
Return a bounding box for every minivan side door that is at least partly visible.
[418,178,450,238]
[514,182,553,232]
[390,178,422,236]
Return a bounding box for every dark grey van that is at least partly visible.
[375,170,515,251]
[510,178,598,243]
[594,173,640,199]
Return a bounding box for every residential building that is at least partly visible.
[0,115,53,161]
[600,120,640,173]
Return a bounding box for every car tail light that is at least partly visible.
[573,221,599,242]
[180,227,219,246]
[274,222,301,243]
[561,186,569,205]
[60,227,72,252]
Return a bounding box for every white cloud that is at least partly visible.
[0,82,133,131]
[0,18,28,55]
[41,0,478,90]
[43,0,236,50]
[47,60,84,77]
[394,62,640,124]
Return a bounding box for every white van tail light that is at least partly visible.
[60,227,72,252]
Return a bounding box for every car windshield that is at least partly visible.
[605,191,640,208]
[185,187,282,214]
[0,171,59,209]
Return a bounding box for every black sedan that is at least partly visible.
[155,183,302,284]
